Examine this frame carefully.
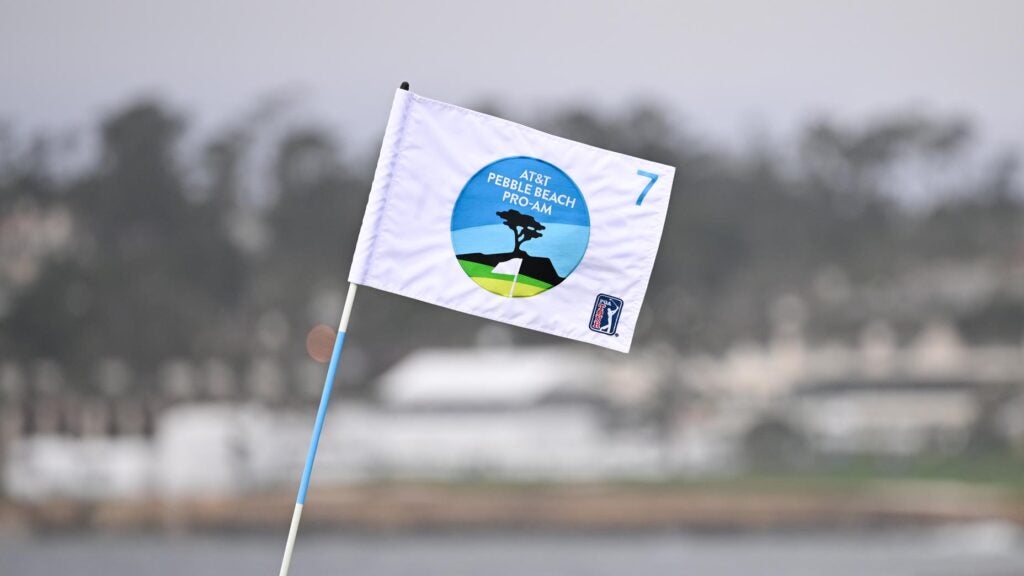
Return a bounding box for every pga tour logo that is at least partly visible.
[589,294,623,336]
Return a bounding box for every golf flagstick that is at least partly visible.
[277,282,356,576]
[490,257,523,298]
[277,81,409,576]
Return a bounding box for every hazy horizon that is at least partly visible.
[1,1,1022,156]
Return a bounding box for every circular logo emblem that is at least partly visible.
[451,156,590,298]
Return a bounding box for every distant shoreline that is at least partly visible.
[3,478,1023,534]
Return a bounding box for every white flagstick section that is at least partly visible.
[278,283,358,576]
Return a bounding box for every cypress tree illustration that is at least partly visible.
[496,209,545,255]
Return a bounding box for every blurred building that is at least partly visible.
[4,323,1024,501]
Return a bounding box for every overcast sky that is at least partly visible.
[1,1,1022,154]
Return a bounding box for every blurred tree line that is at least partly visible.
[0,97,1021,395]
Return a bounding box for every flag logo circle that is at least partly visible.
[451,156,590,298]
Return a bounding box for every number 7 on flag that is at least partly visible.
[635,170,659,205]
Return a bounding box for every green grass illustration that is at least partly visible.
[457,259,553,297]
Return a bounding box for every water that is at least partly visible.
[452,223,591,277]
[3,528,1024,576]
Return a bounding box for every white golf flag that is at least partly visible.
[350,89,675,352]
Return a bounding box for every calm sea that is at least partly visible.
[3,527,1024,576]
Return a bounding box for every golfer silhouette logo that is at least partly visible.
[590,294,624,336]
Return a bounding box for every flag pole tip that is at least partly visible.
[399,81,410,91]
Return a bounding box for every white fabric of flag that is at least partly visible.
[349,89,675,352]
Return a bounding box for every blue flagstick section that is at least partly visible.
[279,282,357,576]
[296,329,346,505]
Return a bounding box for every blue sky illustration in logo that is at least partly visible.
[451,156,590,298]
